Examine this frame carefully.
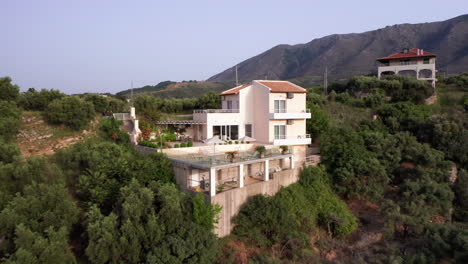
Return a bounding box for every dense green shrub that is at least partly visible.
[180,142,187,148]
[174,144,180,148]
[18,88,65,111]
[0,156,65,211]
[0,138,21,164]
[0,183,79,260]
[44,96,95,130]
[98,118,129,144]
[233,166,357,249]
[187,141,193,147]
[0,101,22,141]
[85,179,219,264]
[0,77,20,102]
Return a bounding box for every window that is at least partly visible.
[274,125,286,139]
[245,124,252,137]
[212,125,238,140]
[423,58,430,64]
[221,95,225,101]
[227,100,232,109]
[287,92,294,99]
[274,100,286,113]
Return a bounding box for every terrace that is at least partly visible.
[170,146,294,197]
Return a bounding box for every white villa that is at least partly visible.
[377,48,437,87]
[123,80,317,236]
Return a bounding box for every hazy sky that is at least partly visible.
[1,0,466,94]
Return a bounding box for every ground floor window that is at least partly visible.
[245,124,252,137]
[274,125,286,139]
[213,125,238,140]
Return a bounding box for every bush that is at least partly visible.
[187,141,193,147]
[174,144,180,148]
[235,141,239,144]
[228,141,232,144]
[255,145,266,154]
[0,101,22,141]
[44,96,95,130]
[180,143,187,148]
[139,140,158,148]
[233,166,357,248]
[18,88,65,111]
[0,77,20,102]
[98,118,129,144]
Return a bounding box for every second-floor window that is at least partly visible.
[227,100,232,109]
[274,100,286,113]
[423,58,430,64]
[274,125,286,139]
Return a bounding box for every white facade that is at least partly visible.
[377,48,436,87]
[193,80,311,146]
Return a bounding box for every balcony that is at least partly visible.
[269,109,311,120]
[273,134,311,145]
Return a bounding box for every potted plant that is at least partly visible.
[280,145,289,154]
[255,145,266,158]
[225,151,238,163]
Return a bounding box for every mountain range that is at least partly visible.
[208,14,468,85]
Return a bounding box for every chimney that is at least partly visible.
[416,49,420,55]
[421,49,423,55]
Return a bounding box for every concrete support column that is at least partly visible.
[209,168,216,196]
[290,156,295,169]
[264,160,269,181]
[239,164,244,188]
[130,107,136,119]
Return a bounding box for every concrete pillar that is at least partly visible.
[264,160,269,181]
[130,107,136,119]
[239,164,244,188]
[290,156,295,169]
[209,168,216,196]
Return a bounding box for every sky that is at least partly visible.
[1,0,467,94]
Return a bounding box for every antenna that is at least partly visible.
[323,66,328,95]
[235,65,239,86]
[131,80,134,107]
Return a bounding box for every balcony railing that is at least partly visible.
[113,113,132,121]
[274,134,311,140]
[273,108,310,113]
[193,109,239,113]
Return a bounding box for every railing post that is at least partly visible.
[239,164,244,188]
[264,160,269,181]
[210,168,216,196]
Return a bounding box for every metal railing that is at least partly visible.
[193,109,239,113]
[273,109,311,113]
[113,113,132,120]
[274,134,311,140]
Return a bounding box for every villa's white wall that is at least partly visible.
[268,92,306,113]
[252,81,270,143]
[221,94,239,109]
[239,86,255,138]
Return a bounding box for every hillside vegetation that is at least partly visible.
[117,80,231,99]
[0,74,467,263]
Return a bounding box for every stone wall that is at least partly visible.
[210,168,300,237]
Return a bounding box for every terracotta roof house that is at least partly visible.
[377,48,437,87]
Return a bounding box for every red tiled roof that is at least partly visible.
[220,84,250,95]
[377,48,436,62]
[258,81,307,93]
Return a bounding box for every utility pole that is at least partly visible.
[130,80,134,107]
[323,66,328,95]
[235,65,239,86]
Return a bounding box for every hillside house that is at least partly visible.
[132,80,315,236]
[377,48,436,87]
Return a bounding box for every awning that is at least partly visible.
[155,120,206,125]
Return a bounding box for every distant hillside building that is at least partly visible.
[377,48,436,87]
